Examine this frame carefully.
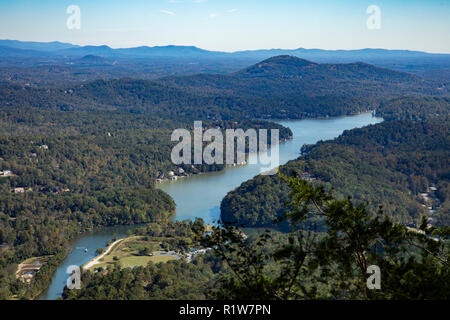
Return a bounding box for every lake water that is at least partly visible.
[159,113,383,224]
[39,226,139,300]
[40,112,382,300]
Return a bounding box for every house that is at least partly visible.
[22,272,34,283]
[1,170,12,176]
[12,187,25,194]
[301,172,312,179]
[233,230,248,240]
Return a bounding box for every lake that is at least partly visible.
[40,112,382,300]
[158,113,383,224]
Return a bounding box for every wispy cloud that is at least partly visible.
[209,13,217,18]
[228,9,238,13]
[160,10,175,15]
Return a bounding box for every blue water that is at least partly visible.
[159,113,383,224]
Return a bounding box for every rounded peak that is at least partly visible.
[234,55,317,78]
[260,55,316,65]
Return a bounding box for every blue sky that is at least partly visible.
[0,0,449,53]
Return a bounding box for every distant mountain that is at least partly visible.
[56,45,116,57]
[1,39,449,61]
[0,40,79,51]
[115,45,226,58]
[157,55,433,98]
[74,55,114,66]
[1,40,449,78]
[55,45,227,58]
[231,47,450,61]
[0,45,47,58]
[234,55,317,78]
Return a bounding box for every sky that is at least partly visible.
[0,0,449,53]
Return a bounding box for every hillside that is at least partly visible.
[1,57,447,121]
[221,118,450,228]
[158,55,446,98]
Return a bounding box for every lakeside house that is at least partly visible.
[0,170,13,176]
[156,168,190,183]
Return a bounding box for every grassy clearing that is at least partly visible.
[87,236,180,270]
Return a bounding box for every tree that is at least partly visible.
[206,173,449,300]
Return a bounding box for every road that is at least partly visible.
[82,238,125,270]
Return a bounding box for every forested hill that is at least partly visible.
[157,55,447,98]
[1,56,448,121]
[375,96,450,121]
[0,102,291,299]
[221,117,450,228]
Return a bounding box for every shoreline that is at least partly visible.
[82,238,125,270]
[41,112,382,299]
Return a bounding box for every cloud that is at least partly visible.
[209,13,217,18]
[228,9,238,13]
[160,10,175,15]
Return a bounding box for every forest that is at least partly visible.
[0,54,448,300]
[0,98,292,299]
[221,105,449,228]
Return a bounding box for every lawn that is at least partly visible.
[120,254,177,267]
[87,236,180,270]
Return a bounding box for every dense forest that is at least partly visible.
[60,99,449,301]
[0,54,449,300]
[221,108,449,228]
[1,56,448,122]
[0,93,289,296]
[0,103,290,299]
[212,176,449,299]
[62,174,450,300]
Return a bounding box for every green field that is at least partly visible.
[88,236,180,270]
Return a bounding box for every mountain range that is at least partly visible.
[1,40,450,80]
